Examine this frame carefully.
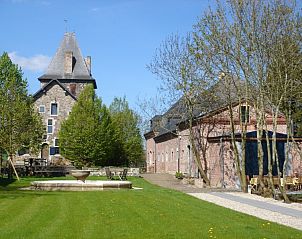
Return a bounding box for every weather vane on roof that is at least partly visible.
[64,19,68,33]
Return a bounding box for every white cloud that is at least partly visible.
[91,7,100,12]
[8,52,51,72]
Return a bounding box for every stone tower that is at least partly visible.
[33,32,97,162]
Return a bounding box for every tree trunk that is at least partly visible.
[272,111,290,203]
[264,121,276,197]
[8,154,20,181]
[188,125,211,186]
[228,105,244,191]
[255,94,266,192]
[241,132,247,192]
[0,149,2,178]
[257,113,265,192]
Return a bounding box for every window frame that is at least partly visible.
[39,105,45,113]
[50,102,58,116]
[54,138,59,147]
[47,119,53,134]
[50,138,60,155]
[50,146,60,155]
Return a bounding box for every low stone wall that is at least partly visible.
[82,167,140,177]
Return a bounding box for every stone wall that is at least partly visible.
[34,84,76,159]
[34,81,95,162]
[61,82,91,98]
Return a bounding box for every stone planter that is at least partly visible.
[194,178,204,188]
[70,170,90,182]
[182,177,195,185]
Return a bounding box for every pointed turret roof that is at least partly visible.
[38,32,94,80]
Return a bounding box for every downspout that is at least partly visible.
[220,137,225,188]
[177,134,181,173]
[154,139,157,173]
[188,145,191,176]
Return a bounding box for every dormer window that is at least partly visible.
[51,103,58,115]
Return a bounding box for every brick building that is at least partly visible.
[145,98,301,189]
[33,32,97,162]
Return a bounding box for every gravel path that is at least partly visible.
[189,192,302,231]
[142,173,302,231]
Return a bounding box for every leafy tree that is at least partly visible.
[109,97,144,167]
[94,100,115,166]
[0,52,44,179]
[59,84,113,167]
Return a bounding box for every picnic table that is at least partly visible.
[249,175,302,192]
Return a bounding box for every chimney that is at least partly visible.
[64,51,73,74]
[85,56,91,75]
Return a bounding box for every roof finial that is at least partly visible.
[64,19,68,33]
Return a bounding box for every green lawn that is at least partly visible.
[0,176,301,239]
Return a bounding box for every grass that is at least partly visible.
[0,176,301,239]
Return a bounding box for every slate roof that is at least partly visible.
[38,32,94,81]
[144,77,247,140]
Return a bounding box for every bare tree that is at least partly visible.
[147,0,301,193]
[191,0,301,194]
[148,34,217,186]
[136,94,167,135]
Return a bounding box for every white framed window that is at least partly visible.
[50,138,60,155]
[51,103,58,115]
[39,105,45,113]
[54,138,59,147]
[47,119,53,134]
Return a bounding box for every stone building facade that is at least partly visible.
[33,32,97,162]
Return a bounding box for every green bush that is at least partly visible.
[175,171,183,179]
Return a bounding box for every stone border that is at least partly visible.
[30,180,132,191]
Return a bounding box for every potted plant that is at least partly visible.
[175,171,183,179]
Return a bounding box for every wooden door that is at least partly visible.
[41,144,49,160]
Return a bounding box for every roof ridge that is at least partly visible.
[38,32,92,80]
[33,79,77,101]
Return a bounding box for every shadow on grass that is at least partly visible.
[0,178,16,187]
[0,191,63,201]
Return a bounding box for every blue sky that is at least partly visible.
[0,0,212,109]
